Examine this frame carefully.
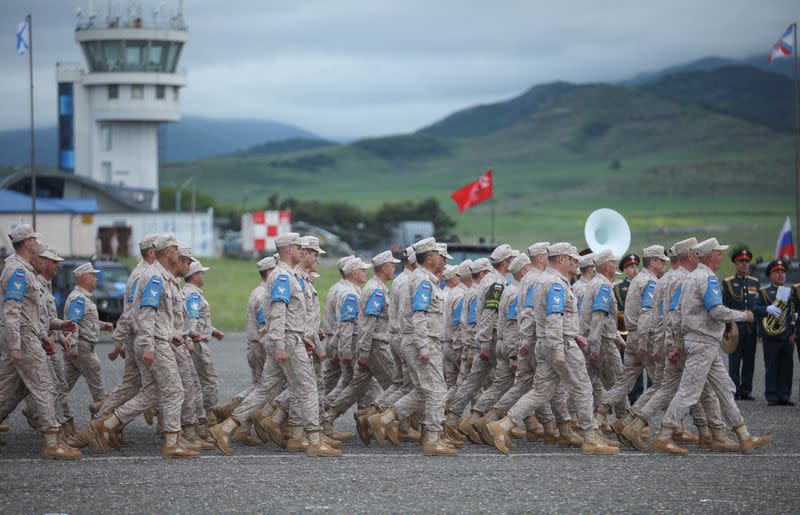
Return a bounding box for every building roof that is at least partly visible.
[0,189,96,214]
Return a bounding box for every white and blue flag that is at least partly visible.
[16,19,29,55]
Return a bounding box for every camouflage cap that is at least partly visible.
[373,250,400,267]
[509,253,531,274]
[73,262,100,277]
[8,224,38,243]
[257,256,277,272]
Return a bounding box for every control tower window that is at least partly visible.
[103,40,124,71]
[108,85,119,99]
[81,40,183,73]
[125,41,147,71]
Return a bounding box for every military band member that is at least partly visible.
[722,248,760,400]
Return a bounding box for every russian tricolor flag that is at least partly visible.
[768,24,795,64]
[776,216,795,259]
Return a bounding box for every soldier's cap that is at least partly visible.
[412,237,437,255]
[178,244,197,262]
[509,253,531,274]
[490,244,515,263]
[578,253,595,269]
[765,259,786,276]
[153,233,179,251]
[342,256,371,275]
[470,257,492,274]
[443,264,459,280]
[336,255,355,271]
[618,253,641,271]
[300,235,326,255]
[373,250,400,267]
[691,237,729,257]
[731,247,753,263]
[36,244,63,262]
[457,259,473,278]
[186,261,210,277]
[668,245,677,258]
[643,245,669,262]
[527,242,550,257]
[403,246,417,264]
[73,262,100,277]
[275,232,301,248]
[592,249,616,267]
[138,233,159,251]
[257,256,277,272]
[8,224,38,243]
[673,237,698,257]
[436,243,454,260]
[548,242,581,260]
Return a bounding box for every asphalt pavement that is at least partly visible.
[1,333,799,514]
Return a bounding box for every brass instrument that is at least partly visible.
[762,299,788,337]
[616,312,628,336]
[720,322,739,354]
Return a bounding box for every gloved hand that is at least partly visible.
[479,349,491,361]
[766,305,782,317]
[575,335,587,349]
[357,357,369,368]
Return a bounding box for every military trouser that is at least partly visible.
[114,338,184,433]
[373,334,414,410]
[443,343,460,390]
[0,334,60,430]
[728,323,757,397]
[394,340,447,432]
[275,355,325,416]
[494,344,556,422]
[325,357,355,409]
[448,346,496,416]
[633,352,724,429]
[586,339,628,415]
[25,353,70,423]
[331,339,395,414]
[191,340,219,410]
[323,350,342,402]
[598,332,656,413]
[97,338,141,419]
[246,339,266,385]
[64,340,107,405]
[663,338,744,429]
[508,341,595,432]
[474,342,516,414]
[232,333,320,431]
[173,346,202,426]
[447,344,475,405]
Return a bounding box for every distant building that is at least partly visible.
[56,2,188,210]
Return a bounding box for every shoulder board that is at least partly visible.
[364,289,386,318]
[139,276,163,308]
[3,268,27,301]
[545,283,565,315]
[746,275,758,282]
[340,293,358,321]
[412,280,433,313]
[723,275,734,283]
[66,295,86,323]
[185,292,202,319]
[271,274,291,304]
[484,282,504,311]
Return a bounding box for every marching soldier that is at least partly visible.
[441,264,462,392]
[752,260,796,406]
[616,253,647,402]
[722,248,760,400]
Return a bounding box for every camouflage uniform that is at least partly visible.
[63,285,107,406]
[183,282,220,410]
[442,282,466,391]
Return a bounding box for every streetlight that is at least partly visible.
[175,175,194,212]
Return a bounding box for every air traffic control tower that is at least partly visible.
[56,2,187,210]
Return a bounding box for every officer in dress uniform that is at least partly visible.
[752,260,796,406]
[615,253,647,403]
[722,248,760,400]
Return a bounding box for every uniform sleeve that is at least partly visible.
[750,288,768,318]
[133,306,156,354]
[2,296,22,352]
[266,298,287,351]
[587,309,605,355]
[410,280,433,355]
[356,315,377,359]
[337,293,357,358]
[709,304,748,324]
[64,295,81,350]
[706,277,747,324]
[476,308,499,353]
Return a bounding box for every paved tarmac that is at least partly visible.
[1,333,798,514]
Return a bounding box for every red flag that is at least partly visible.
[450,169,493,212]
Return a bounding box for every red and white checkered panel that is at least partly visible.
[251,210,292,251]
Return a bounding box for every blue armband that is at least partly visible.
[467,297,478,324]
[364,289,385,318]
[139,276,163,308]
[257,306,266,326]
[271,274,291,304]
[341,293,358,321]
[703,277,722,311]
[66,296,86,323]
[127,278,139,303]
[452,298,464,327]
[641,280,656,309]
[185,292,202,319]
[412,281,433,312]
[592,284,612,313]
[523,285,535,308]
[669,285,682,312]
[545,284,565,315]
[4,268,26,302]
[506,296,519,321]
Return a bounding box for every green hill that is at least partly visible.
[162,79,794,260]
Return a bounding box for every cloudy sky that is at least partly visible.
[0,0,797,140]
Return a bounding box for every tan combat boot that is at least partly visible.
[611,413,633,447]
[89,400,103,417]
[542,419,559,445]
[673,420,699,444]
[255,408,288,448]
[443,412,466,445]
[143,407,157,426]
[557,421,583,448]
[732,424,772,454]
[183,424,215,450]
[286,427,309,452]
[63,417,77,437]
[75,415,114,454]
[108,426,128,450]
[155,411,164,434]
[209,418,239,455]
[250,410,275,445]
[697,425,712,448]
[620,416,650,451]
[487,417,515,455]
[458,411,482,444]
[197,421,216,444]
[399,423,421,443]
[162,432,199,458]
[475,409,500,445]
[652,425,688,456]
[409,412,420,432]
[710,427,740,453]
[386,420,401,447]
[306,430,342,457]
[212,397,242,423]
[355,406,375,445]
[22,408,40,432]
[42,430,81,460]
[205,408,218,427]
[581,430,619,455]
[422,430,458,456]
[368,407,396,448]
[232,423,263,447]
[524,415,545,442]
[322,420,352,442]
